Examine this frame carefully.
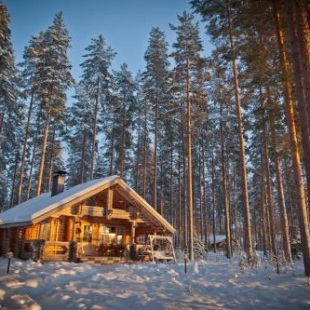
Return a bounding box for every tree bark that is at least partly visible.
[228,7,253,258]
[142,99,148,198]
[273,0,310,276]
[220,115,232,258]
[262,112,279,273]
[268,92,292,263]
[286,0,310,222]
[17,90,35,204]
[90,88,99,180]
[36,108,51,196]
[46,121,56,192]
[153,97,159,211]
[80,129,87,183]
[186,54,194,260]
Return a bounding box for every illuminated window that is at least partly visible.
[99,225,123,244]
[39,221,51,240]
[83,225,93,242]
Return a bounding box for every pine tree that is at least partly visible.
[16,34,45,203]
[109,63,137,180]
[192,0,254,259]
[79,34,116,180]
[34,12,74,195]
[0,3,20,208]
[143,27,171,211]
[277,0,310,277]
[170,11,204,260]
[66,84,93,186]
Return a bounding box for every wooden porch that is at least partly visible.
[0,176,176,264]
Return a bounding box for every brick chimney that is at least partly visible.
[51,170,67,197]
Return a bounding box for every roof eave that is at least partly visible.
[0,221,31,229]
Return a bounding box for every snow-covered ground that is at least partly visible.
[0,253,309,310]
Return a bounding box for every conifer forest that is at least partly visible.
[0,0,310,276]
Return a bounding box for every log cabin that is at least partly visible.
[0,172,176,264]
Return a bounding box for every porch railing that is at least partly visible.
[43,241,75,261]
[22,240,77,262]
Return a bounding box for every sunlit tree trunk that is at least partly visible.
[26,139,37,201]
[36,107,51,196]
[262,114,279,273]
[153,98,159,211]
[288,0,310,216]
[273,0,310,276]
[228,8,253,258]
[258,161,268,256]
[17,91,35,204]
[109,129,115,176]
[177,150,183,248]
[201,132,208,245]
[9,151,19,208]
[80,129,87,183]
[142,99,148,198]
[268,93,292,263]
[46,121,56,192]
[211,152,217,253]
[220,116,231,258]
[286,0,310,221]
[90,87,99,180]
[119,98,125,178]
[198,147,204,240]
[186,54,194,260]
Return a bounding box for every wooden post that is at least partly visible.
[131,221,136,244]
[106,188,113,219]
[72,216,80,242]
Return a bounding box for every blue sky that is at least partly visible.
[3,0,209,81]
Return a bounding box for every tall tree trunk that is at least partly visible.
[109,129,115,176]
[220,117,232,258]
[186,54,194,260]
[119,102,125,178]
[159,161,164,215]
[46,121,56,192]
[177,149,183,249]
[273,0,310,276]
[80,129,87,183]
[263,117,279,273]
[211,153,217,253]
[134,120,141,190]
[36,108,51,196]
[142,99,148,198]
[169,146,174,225]
[17,90,35,204]
[181,118,188,250]
[90,90,99,180]
[153,98,159,210]
[26,139,37,201]
[228,7,253,258]
[198,142,204,241]
[286,0,310,221]
[268,94,292,263]
[259,160,268,256]
[201,132,208,246]
[9,151,19,208]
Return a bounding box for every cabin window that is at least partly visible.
[39,221,51,240]
[99,225,123,245]
[83,225,93,242]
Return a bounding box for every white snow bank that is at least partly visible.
[0,254,309,309]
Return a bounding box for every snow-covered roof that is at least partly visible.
[0,175,175,233]
[0,175,119,227]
